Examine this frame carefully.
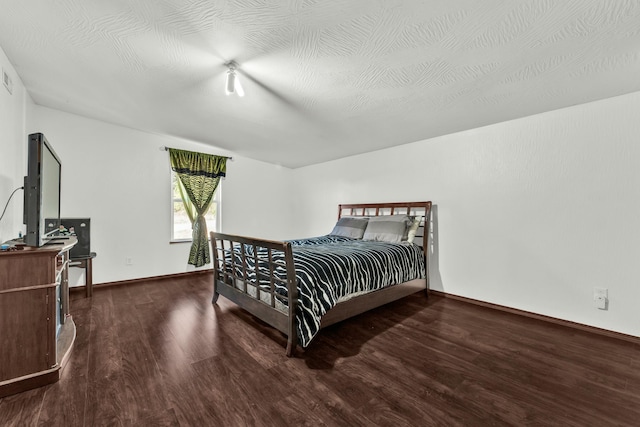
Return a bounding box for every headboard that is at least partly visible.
[337,201,432,251]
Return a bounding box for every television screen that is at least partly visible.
[24,133,62,247]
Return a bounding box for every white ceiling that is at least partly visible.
[1,0,640,168]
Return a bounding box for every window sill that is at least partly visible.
[170,238,213,244]
[170,239,192,244]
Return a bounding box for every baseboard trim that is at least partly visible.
[430,290,640,345]
[69,269,212,293]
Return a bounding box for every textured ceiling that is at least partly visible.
[1,0,640,168]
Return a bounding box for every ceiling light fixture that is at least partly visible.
[225,62,244,97]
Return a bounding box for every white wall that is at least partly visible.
[292,91,640,338]
[0,46,30,242]
[28,105,295,284]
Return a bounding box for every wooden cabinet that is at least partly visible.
[0,237,77,397]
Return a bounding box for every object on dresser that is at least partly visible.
[0,238,25,251]
[45,218,91,259]
[23,133,63,247]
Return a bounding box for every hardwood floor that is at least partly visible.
[1,273,639,426]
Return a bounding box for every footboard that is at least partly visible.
[209,232,299,356]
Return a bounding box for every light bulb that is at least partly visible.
[225,70,235,95]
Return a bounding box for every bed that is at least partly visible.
[209,201,432,356]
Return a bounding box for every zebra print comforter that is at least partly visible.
[289,237,425,347]
[228,236,426,347]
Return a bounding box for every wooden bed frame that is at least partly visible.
[210,201,432,356]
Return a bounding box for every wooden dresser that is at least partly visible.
[0,237,77,397]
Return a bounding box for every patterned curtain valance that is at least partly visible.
[168,148,227,178]
[168,148,228,267]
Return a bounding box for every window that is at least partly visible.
[171,171,221,241]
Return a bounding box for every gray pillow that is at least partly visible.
[329,217,369,239]
[363,215,411,243]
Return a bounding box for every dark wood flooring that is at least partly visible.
[1,273,639,426]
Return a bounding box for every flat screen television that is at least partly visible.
[23,133,62,247]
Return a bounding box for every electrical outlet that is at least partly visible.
[125,257,133,266]
[593,287,608,310]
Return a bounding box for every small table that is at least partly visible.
[69,252,97,297]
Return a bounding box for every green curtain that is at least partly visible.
[169,148,227,267]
